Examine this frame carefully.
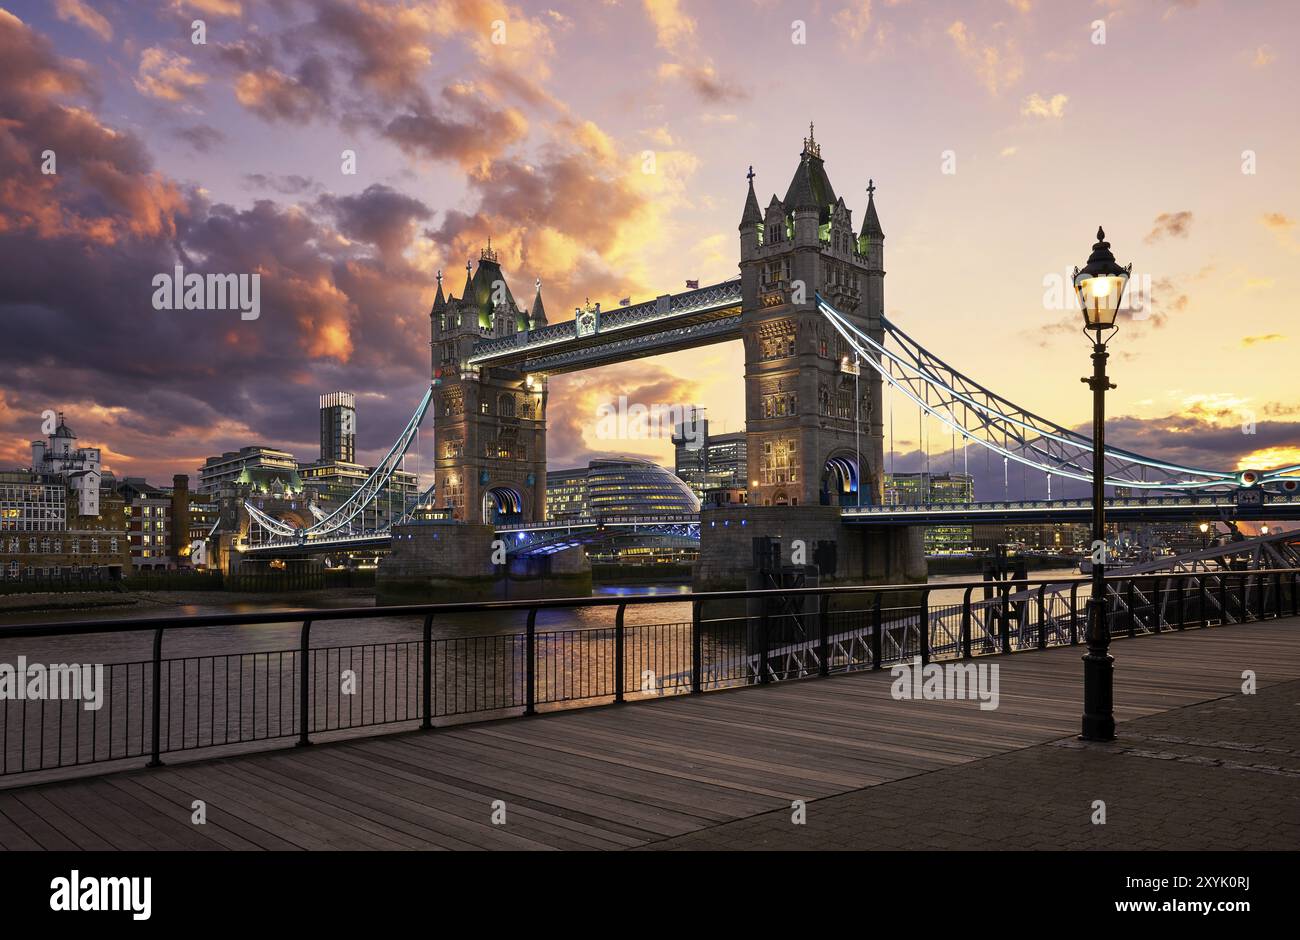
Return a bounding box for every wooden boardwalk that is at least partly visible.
[1,618,1297,850]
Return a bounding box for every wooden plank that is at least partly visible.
[10,789,116,851]
[0,618,1295,851]
[0,804,45,850]
[320,745,651,847]
[250,750,618,850]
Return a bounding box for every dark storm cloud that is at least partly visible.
[380,89,529,170]
[0,10,437,477]
[172,123,226,153]
[316,184,433,257]
[243,172,320,196]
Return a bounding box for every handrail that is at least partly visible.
[5,568,1300,639]
[2,566,1295,781]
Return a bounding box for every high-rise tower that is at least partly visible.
[319,391,357,463]
[429,246,548,523]
[738,126,885,509]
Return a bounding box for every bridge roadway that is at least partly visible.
[1,617,1296,850]
[241,493,1300,556]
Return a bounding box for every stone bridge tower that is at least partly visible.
[738,126,886,510]
[429,246,549,524]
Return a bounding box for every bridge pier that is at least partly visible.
[376,521,591,605]
[693,505,926,597]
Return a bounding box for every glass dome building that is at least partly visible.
[583,457,701,517]
[545,457,700,566]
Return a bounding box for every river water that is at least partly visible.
[0,569,1081,665]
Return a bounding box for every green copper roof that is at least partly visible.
[470,257,527,331]
[783,152,837,223]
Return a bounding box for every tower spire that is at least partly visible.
[739,165,762,231]
[861,179,883,238]
[432,269,446,311]
[530,277,548,328]
[802,122,820,159]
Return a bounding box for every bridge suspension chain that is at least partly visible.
[243,384,435,544]
[817,295,1295,492]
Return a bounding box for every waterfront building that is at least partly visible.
[198,446,298,495]
[545,457,700,565]
[884,471,975,553]
[1,413,130,578]
[545,467,589,520]
[673,411,749,502]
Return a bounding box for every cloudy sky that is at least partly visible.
[0,0,1297,499]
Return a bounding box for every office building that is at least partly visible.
[673,411,748,501]
[320,391,357,463]
[884,471,975,554]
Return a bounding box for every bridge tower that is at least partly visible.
[738,126,885,509]
[429,246,549,524]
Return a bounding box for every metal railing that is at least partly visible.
[1,569,1296,781]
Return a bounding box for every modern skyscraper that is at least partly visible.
[884,471,976,553]
[320,391,357,463]
[673,410,749,501]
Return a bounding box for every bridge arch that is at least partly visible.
[820,453,860,507]
[481,485,525,525]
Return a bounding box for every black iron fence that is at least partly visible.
[1,569,1296,780]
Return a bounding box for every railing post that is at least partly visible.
[146,626,165,768]
[818,593,830,677]
[524,608,537,715]
[1199,576,1208,627]
[1274,572,1282,619]
[1176,576,1186,630]
[961,586,973,659]
[297,619,312,746]
[919,588,931,666]
[1151,577,1162,634]
[999,584,1011,654]
[691,599,703,693]
[758,602,771,685]
[614,603,626,703]
[1219,574,1228,625]
[420,613,433,730]
[871,594,883,669]
[1037,584,1047,649]
[1293,572,1298,618]
[1069,582,1079,645]
[1126,580,1136,638]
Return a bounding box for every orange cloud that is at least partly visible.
[54,0,112,41]
[134,47,208,104]
[947,20,1023,96]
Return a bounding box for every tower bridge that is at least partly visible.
[237,127,1299,594]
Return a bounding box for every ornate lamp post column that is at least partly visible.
[1073,227,1131,742]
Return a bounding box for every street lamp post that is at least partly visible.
[1074,227,1131,742]
[854,352,862,508]
[1199,522,1210,551]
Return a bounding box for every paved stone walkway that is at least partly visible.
[643,678,1300,850]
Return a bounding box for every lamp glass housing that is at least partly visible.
[1074,270,1129,329]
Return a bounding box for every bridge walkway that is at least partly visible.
[0,618,1296,850]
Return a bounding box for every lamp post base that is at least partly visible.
[1080,649,1116,741]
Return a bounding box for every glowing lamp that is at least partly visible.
[1073,227,1132,331]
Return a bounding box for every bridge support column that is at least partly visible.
[376,521,590,605]
[693,505,925,597]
